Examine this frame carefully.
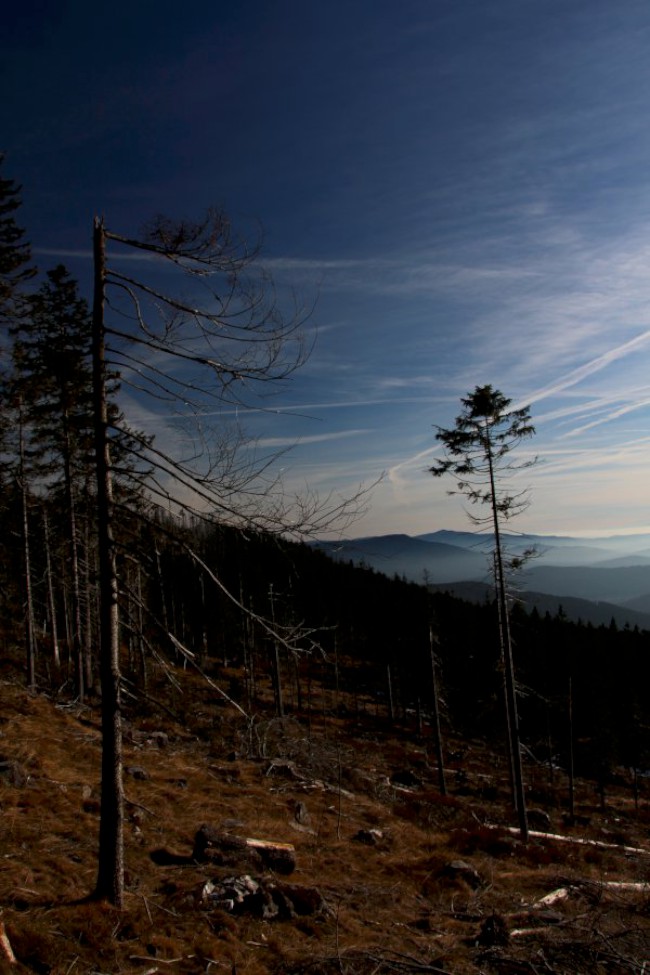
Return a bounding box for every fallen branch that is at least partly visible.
[533,887,571,908]
[130,957,184,966]
[0,920,16,965]
[529,878,650,912]
[497,824,650,858]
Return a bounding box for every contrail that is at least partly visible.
[520,329,650,409]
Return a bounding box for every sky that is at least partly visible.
[3,0,650,539]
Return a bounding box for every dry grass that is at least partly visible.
[1,666,650,974]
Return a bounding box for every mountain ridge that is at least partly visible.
[313,529,650,629]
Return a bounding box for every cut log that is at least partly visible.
[244,838,296,875]
[192,826,296,875]
[534,887,570,908]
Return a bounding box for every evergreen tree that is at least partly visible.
[11,266,95,695]
[430,384,536,840]
[0,154,35,325]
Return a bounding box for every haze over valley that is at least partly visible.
[314,530,650,629]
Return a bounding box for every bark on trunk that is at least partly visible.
[92,216,124,906]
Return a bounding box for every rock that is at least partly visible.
[477,913,510,947]
[276,882,327,917]
[148,731,169,748]
[0,759,27,787]
[390,769,422,788]
[353,828,384,846]
[264,758,303,781]
[200,874,326,919]
[125,765,149,781]
[202,874,261,912]
[443,859,483,889]
[527,808,551,830]
[294,801,311,826]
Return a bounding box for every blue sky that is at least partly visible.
[4,0,650,538]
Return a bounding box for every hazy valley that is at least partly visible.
[314,530,650,629]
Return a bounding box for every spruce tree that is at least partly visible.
[0,154,35,325]
[11,266,95,695]
[430,385,536,841]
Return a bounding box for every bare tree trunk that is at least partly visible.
[64,443,85,701]
[18,403,36,689]
[333,635,340,716]
[429,624,447,796]
[486,429,528,842]
[82,512,95,692]
[92,216,124,907]
[568,676,575,822]
[386,663,395,724]
[198,571,208,667]
[494,552,516,807]
[42,507,61,670]
[135,561,147,690]
[269,584,284,718]
[154,542,172,660]
[292,652,303,711]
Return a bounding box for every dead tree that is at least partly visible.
[91,210,369,905]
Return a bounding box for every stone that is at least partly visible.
[443,859,482,889]
[390,769,422,788]
[294,801,311,825]
[477,913,509,947]
[200,874,326,919]
[353,828,384,846]
[527,808,551,830]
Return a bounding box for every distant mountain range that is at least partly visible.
[312,530,650,630]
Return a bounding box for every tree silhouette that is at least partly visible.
[430,384,536,840]
[91,211,367,904]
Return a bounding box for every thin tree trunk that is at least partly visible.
[429,624,447,796]
[386,663,395,723]
[568,676,575,821]
[92,216,124,907]
[486,425,528,841]
[198,572,208,667]
[18,403,36,689]
[333,635,340,716]
[42,507,61,670]
[154,542,172,659]
[135,561,147,690]
[494,551,516,807]
[64,443,85,701]
[269,584,284,718]
[82,512,95,692]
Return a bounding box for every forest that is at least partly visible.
[2,150,650,933]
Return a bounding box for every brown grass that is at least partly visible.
[1,664,649,974]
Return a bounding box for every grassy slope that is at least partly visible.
[1,663,650,975]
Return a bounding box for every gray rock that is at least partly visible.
[443,859,482,888]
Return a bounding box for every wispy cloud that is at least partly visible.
[257,429,369,448]
[522,330,650,410]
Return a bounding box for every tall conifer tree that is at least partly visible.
[430,385,536,840]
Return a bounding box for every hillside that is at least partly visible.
[431,580,650,631]
[1,661,650,974]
